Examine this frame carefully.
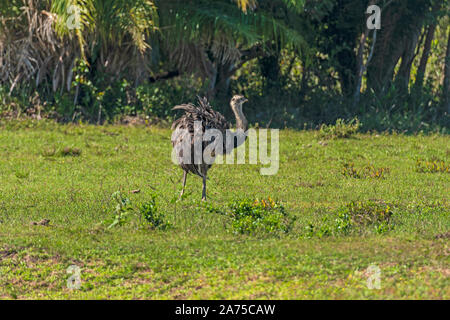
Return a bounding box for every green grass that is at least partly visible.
[0,120,448,299]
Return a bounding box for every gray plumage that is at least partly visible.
[171,95,248,201]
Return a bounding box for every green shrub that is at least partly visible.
[341,163,390,179]
[136,76,201,119]
[304,223,332,238]
[139,195,172,230]
[41,146,57,157]
[304,201,395,238]
[15,170,30,179]
[226,198,293,236]
[106,192,171,230]
[108,191,133,228]
[341,163,361,179]
[335,201,394,235]
[318,118,361,139]
[415,159,449,173]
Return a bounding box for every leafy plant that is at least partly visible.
[342,163,390,179]
[318,118,361,139]
[415,159,449,173]
[41,146,57,157]
[135,78,200,120]
[364,165,390,179]
[226,197,293,236]
[334,201,394,235]
[304,223,332,238]
[14,170,30,179]
[341,163,361,179]
[139,195,172,230]
[108,191,133,228]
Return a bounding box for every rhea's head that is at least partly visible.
[230,94,248,112]
[230,94,248,131]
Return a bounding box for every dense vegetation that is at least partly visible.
[1,0,449,132]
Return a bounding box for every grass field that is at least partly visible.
[0,121,448,299]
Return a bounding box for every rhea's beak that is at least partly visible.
[242,98,248,104]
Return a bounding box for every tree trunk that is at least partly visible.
[367,1,431,94]
[444,28,450,114]
[212,61,234,102]
[354,25,377,107]
[414,25,436,91]
[366,5,404,93]
[395,27,421,93]
[414,1,440,92]
[206,43,266,101]
[354,29,370,106]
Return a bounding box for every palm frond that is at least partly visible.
[158,0,309,79]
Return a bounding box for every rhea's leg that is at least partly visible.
[179,171,187,199]
[202,175,207,201]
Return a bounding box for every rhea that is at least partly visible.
[171,95,248,201]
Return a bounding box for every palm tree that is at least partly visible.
[156,0,308,97]
[51,0,158,83]
[1,0,308,106]
[0,0,158,95]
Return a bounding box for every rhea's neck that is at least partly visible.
[231,105,248,132]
